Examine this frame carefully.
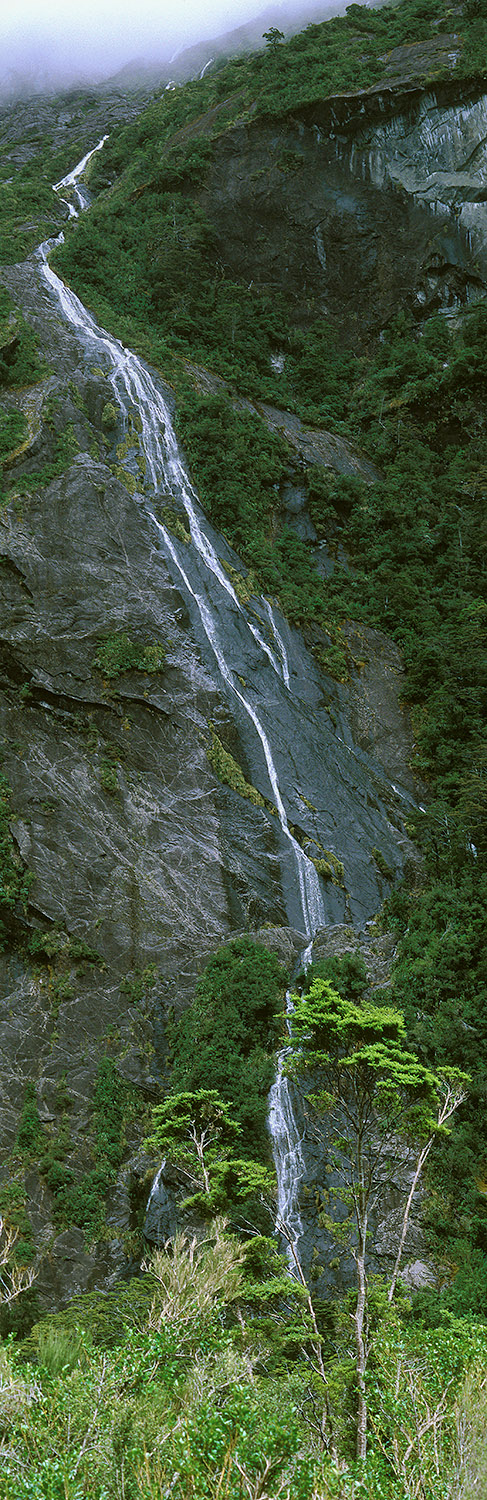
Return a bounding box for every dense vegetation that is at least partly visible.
[167,936,286,1159]
[0,285,43,484]
[0,946,480,1495]
[0,95,122,264]
[2,1224,487,1498]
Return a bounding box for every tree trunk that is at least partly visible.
[388,1137,433,1302]
[354,1224,368,1462]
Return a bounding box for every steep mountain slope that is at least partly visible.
[0,206,419,1310]
[0,0,486,1323]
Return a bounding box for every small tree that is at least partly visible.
[0,1217,37,1307]
[144,1089,274,1218]
[288,979,469,1462]
[263,27,285,51]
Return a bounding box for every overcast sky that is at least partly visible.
[0,0,316,92]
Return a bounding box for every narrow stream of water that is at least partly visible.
[38,139,326,1255]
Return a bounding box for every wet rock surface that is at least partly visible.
[204,81,487,343]
[0,84,158,170]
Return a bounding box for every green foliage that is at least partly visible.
[0,1179,36,1271]
[0,1222,485,1498]
[206,725,267,807]
[35,1324,91,1378]
[93,631,166,679]
[27,927,102,964]
[366,1311,487,1497]
[0,771,32,947]
[0,405,27,461]
[120,963,158,1008]
[145,1090,276,1224]
[0,7,485,1490]
[0,1227,318,1500]
[290,978,441,1141]
[300,949,368,1004]
[264,27,285,50]
[0,288,43,387]
[35,1055,140,1239]
[100,756,119,794]
[310,851,345,886]
[51,4,487,723]
[145,1087,240,1159]
[0,123,108,262]
[15,1083,43,1155]
[175,389,349,669]
[387,865,487,1256]
[288,978,468,1460]
[371,846,394,881]
[168,936,286,1158]
[20,1278,156,1362]
[1,420,84,505]
[101,399,118,431]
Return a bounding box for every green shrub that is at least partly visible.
[169,937,286,1159]
[0,772,33,948]
[34,1056,140,1240]
[0,289,43,386]
[100,758,119,794]
[93,632,166,680]
[15,1083,43,1155]
[0,406,27,461]
[101,400,118,431]
[206,727,266,808]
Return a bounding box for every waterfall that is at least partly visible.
[39,139,327,1258]
[268,939,315,1260]
[262,599,290,689]
[39,139,325,939]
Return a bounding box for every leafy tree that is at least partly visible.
[288,979,469,1461]
[0,1217,37,1310]
[144,1089,275,1220]
[263,28,285,50]
[145,1089,240,1197]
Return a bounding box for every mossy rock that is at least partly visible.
[371,847,394,881]
[111,464,138,494]
[160,505,191,544]
[93,633,166,681]
[206,727,265,808]
[221,559,260,604]
[312,851,345,887]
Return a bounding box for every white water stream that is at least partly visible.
[268,939,314,1257]
[39,139,326,1256]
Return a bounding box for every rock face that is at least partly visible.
[203,79,487,341]
[0,84,157,168]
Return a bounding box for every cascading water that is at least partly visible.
[268,939,315,1259]
[39,139,327,1257]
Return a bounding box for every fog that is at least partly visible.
[0,0,344,97]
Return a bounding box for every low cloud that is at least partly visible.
[0,1,343,97]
